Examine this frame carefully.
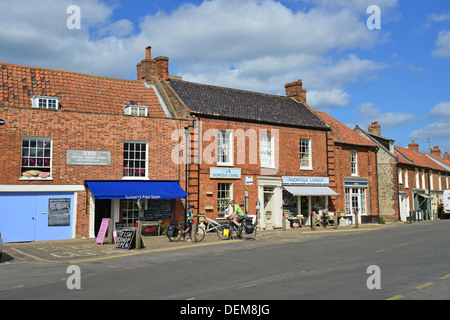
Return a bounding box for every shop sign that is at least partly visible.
[245,176,254,185]
[210,168,241,179]
[67,150,111,166]
[282,176,329,185]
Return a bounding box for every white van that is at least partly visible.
[0,232,3,261]
[444,190,450,215]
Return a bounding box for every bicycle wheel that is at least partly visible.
[167,225,183,242]
[217,222,233,240]
[194,225,206,242]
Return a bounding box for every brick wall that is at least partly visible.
[0,106,189,237]
[188,117,329,219]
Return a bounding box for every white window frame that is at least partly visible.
[398,167,403,184]
[351,150,358,177]
[124,105,148,116]
[260,133,275,168]
[438,172,442,190]
[32,96,59,110]
[422,169,426,190]
[404,168,409,188]
[415,169,420,188]
[299,138,312,170]
[20,137,53,180]
[123,141,148,179]
[217,130,233,166]
[345,187,367,215]
[122,199,148,227]
[217,183,233,216]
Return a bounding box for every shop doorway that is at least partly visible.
[95,199,111,237]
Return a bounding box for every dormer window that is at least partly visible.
[32,96,59,110]
[124,105,148,116]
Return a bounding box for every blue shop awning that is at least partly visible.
[85,180,188,200]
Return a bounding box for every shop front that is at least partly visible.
[281,176,339,227]
[84,180,187,238]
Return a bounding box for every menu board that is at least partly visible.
[116,227,136,250]
[144,200,172,220]
[48,198,71,226]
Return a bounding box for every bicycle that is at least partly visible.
[166,220,205,242]
[218,215,257,240]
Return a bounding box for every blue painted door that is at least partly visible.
[0,193,74,243]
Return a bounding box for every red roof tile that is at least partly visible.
[0,62,167,117]
[315,111,377,147]
[395,146,449,172]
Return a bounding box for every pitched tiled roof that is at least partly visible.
[0,62,167,117]
[315,111,377,147]
[395,146,449,172]
[167,79,329,130]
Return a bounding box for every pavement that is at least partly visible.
[0,222,395,265]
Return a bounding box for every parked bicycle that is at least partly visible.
[166,219,205,242]
[218,215,257,240]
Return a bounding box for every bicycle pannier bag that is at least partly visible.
[223,227,230,237]
[167,225,177,237]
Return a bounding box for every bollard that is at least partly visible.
[311,212,316,230]
[409,211,412,223]
[334,212,338,229]
[282,211,286,231]
[354,210,359,229]
[192,217,197,243]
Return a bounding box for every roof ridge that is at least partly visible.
[169,78,293,101]
[1,61,139,83]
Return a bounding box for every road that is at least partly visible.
[1,221,449,304]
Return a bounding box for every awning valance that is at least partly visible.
[284,186,339,196]
[85,180,188,200]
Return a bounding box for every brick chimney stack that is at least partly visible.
[285,80,307,103]
[430,146,442,158]
[137,46,169,83]
[444,152,450,160]
[368,122,381,136]
[408,141,419,153]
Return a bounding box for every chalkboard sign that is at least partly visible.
[116,227,136,250]
[48,198,71,226]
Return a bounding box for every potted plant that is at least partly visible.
[265,211,272,220]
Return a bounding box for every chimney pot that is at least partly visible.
[368,122,381,136]
[146,46,152,59]
[430,146,442,158]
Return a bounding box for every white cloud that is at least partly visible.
[431,102,450,117]
[354,102,416,130]
[409,119,450,140]
[0,0,393,106]
[433,30,450,58]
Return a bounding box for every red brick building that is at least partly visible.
[155,68,380,228]
[316,111,379,223]
[0,49,189,242]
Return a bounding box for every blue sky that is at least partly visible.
[1,0,449,155]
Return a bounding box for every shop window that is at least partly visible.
[217,130,233,166]
[260,133,274,168]
[123,141,148,178]
[217,183,233,217]
[122,199,147,227]
[299,138,312,170]
[345,188,367,215]
[32,96,59,110]
[21,137,52,179]
[124,105,148,116]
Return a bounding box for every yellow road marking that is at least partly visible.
[415,282,434,290]
[69,239,241,264]
[386,295,403,300]
[440,274,450,280]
